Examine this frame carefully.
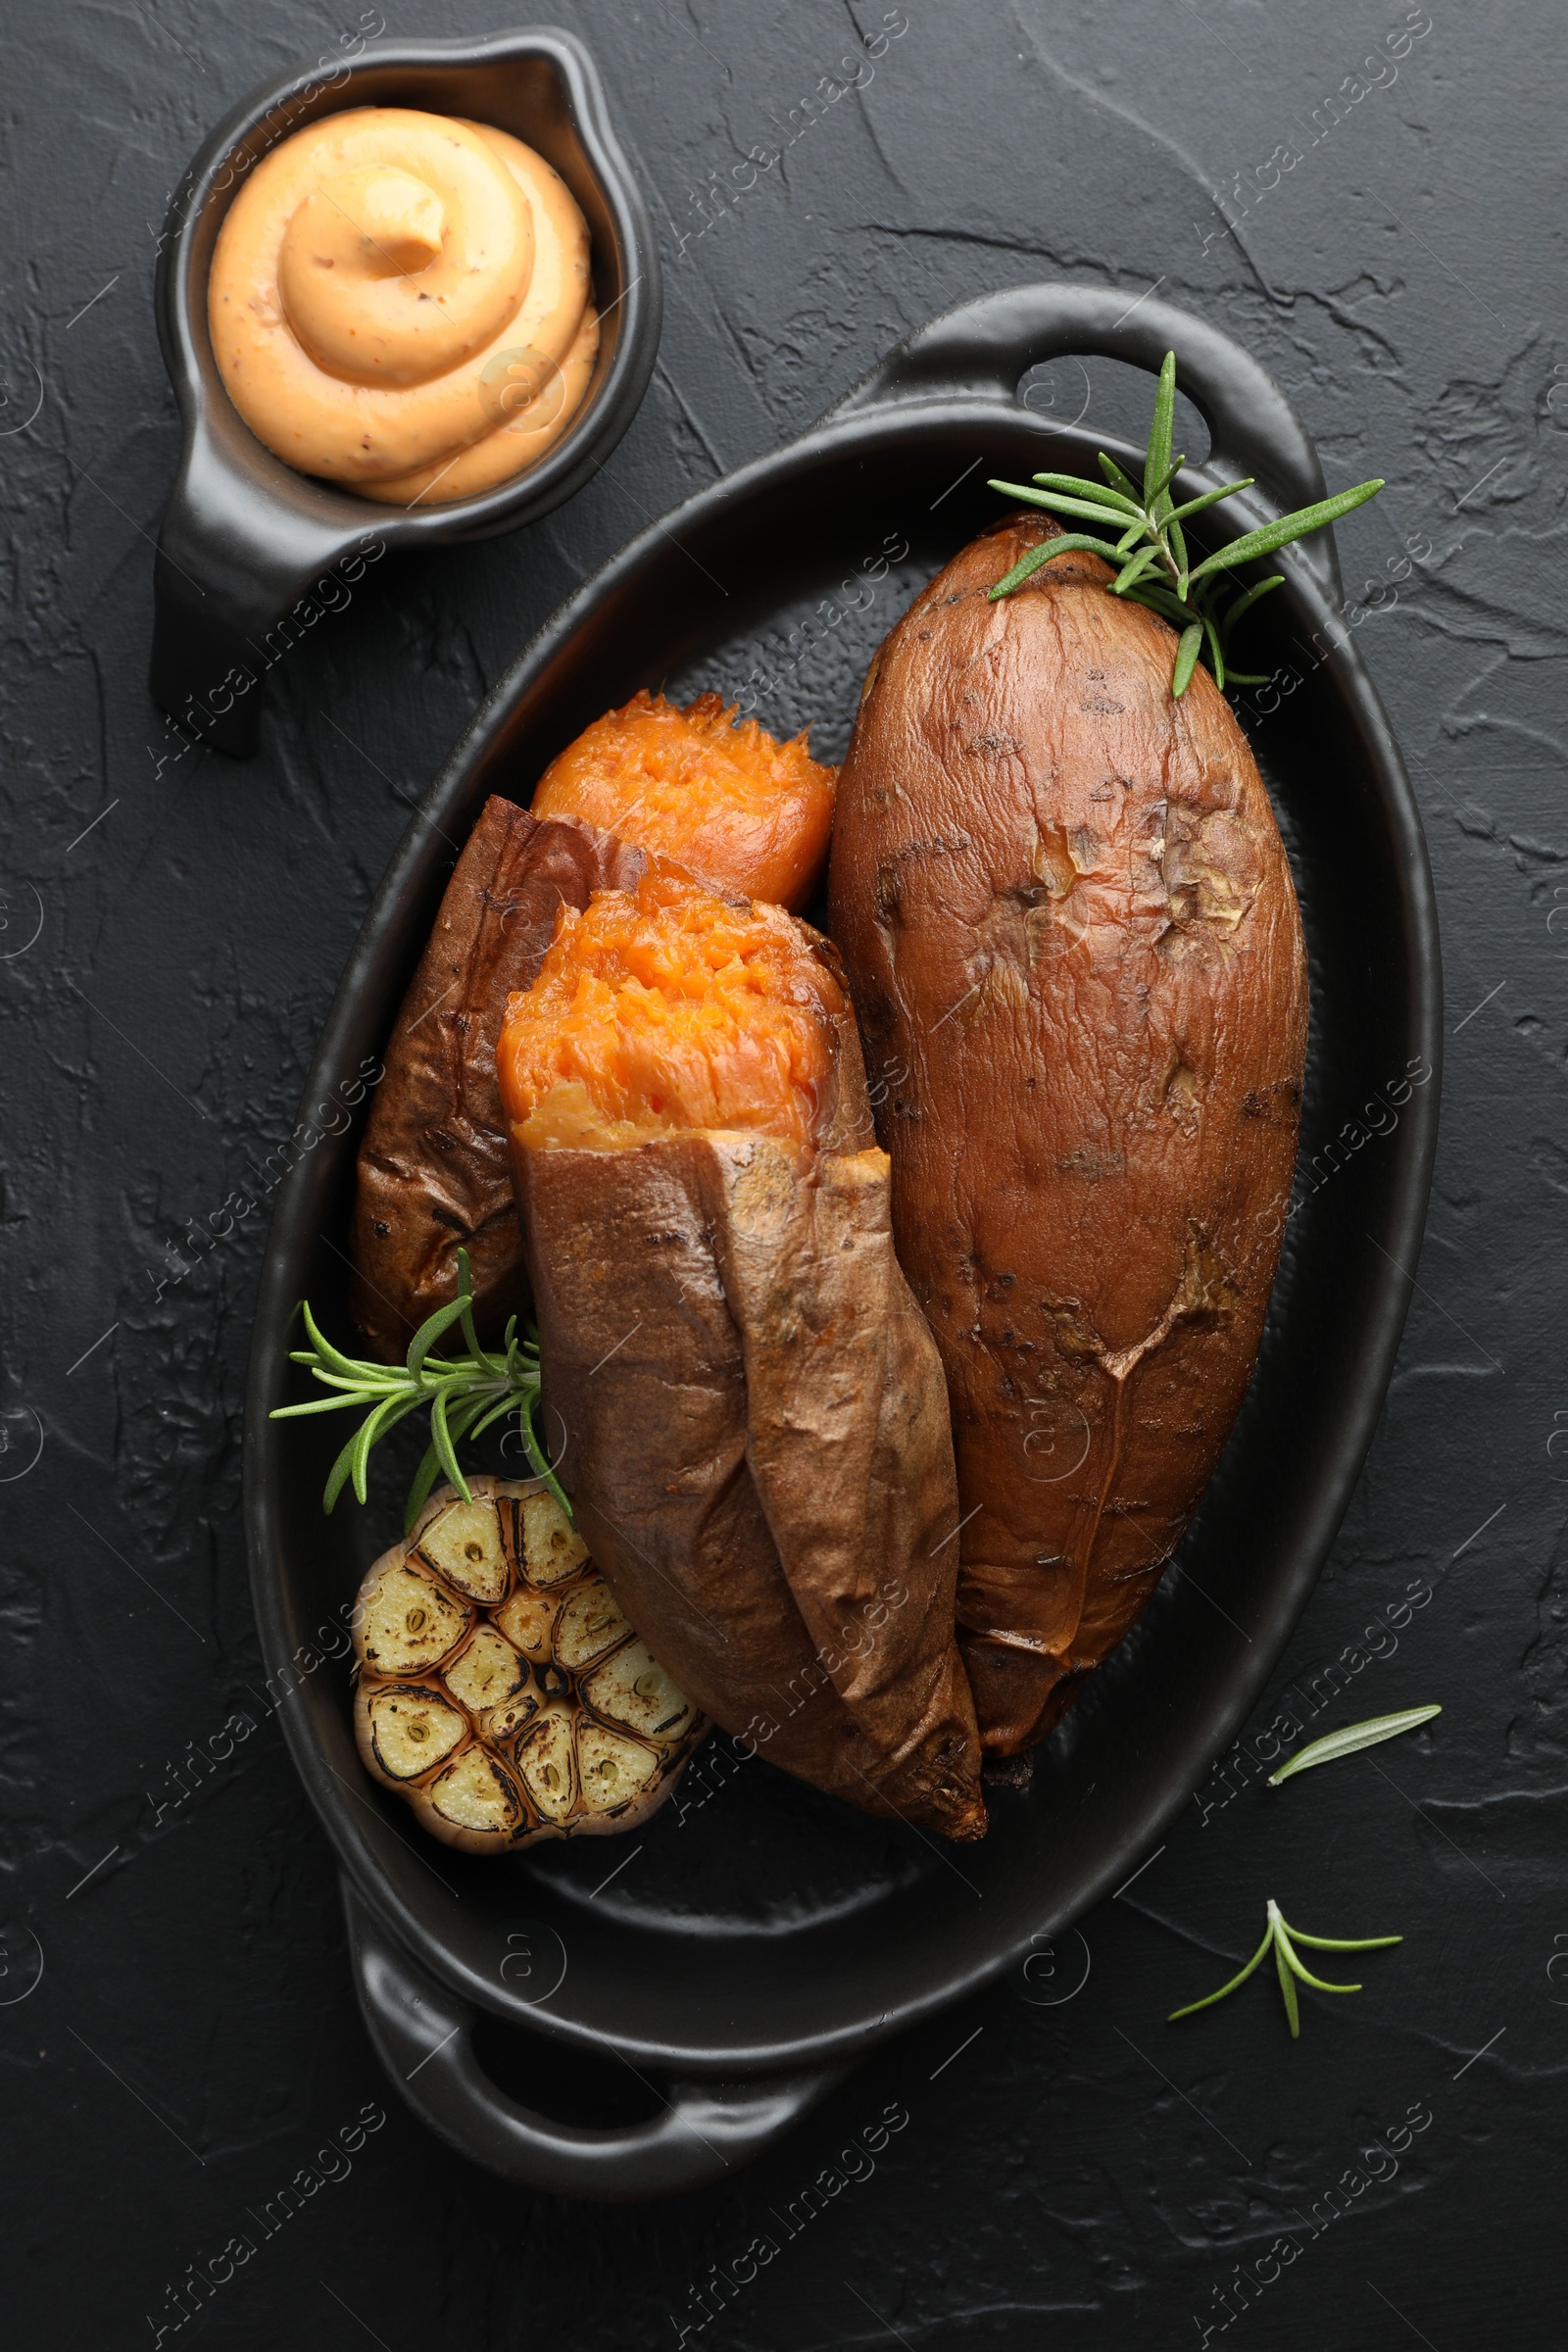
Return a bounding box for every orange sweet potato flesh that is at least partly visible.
[349,796,647,1358]
[529,690,836,911]
[497,872,836,1162]
[500,873,986,1838]
[827,516,1308,1756]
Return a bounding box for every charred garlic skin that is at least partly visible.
[351,1476,707,1852]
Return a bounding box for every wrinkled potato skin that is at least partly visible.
[513,964,987,1839]
[350,796,647,1357]
[828,516,1307,1754]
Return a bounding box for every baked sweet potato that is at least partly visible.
[528,690,836,909]
[349,795,647,1357]
[499,873,986,1838]
[827,514,1308,1754]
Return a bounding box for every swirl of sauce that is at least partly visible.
[209,108,598,498]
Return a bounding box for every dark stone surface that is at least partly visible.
[3,0,1563,2343]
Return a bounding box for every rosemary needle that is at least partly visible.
[1268,1704,1442,1787]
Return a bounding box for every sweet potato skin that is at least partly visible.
[512,960,987,1839]
[349,796,646,1357]
[827,516,1308,1753]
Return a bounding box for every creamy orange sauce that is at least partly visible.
[208,107,597,501]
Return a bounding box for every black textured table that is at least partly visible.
[8,4,1564,2345]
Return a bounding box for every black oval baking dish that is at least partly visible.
[245,283,1442,2201]
[151,24,662,758]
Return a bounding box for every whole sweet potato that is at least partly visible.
[501,875,986,1838]
[349,796,646,1357]
[828,515,1308,1754]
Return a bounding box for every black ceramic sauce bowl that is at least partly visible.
[151,25,662,757]
[245,285,1442,2201]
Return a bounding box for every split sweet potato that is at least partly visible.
[499,872,986,1838]
[827,515,1308,1754]
[351,690,834,1357]
[528,689,836,909]
[349,795,647,1357]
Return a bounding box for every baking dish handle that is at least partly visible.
[346,1890,849,2202]
[826,281,1343,608]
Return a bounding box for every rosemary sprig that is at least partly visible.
[1169,1898,1400,2039]
[270,1249,568,1531]
[1268,1703,1442,1788]
[985,349,1384,694]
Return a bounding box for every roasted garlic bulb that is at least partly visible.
[352,1476,706,1850]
